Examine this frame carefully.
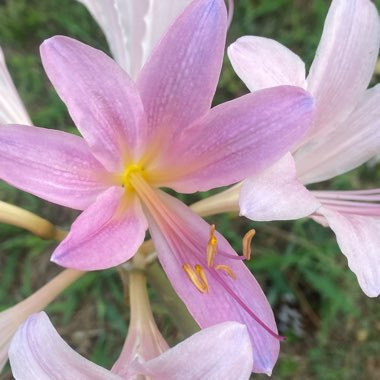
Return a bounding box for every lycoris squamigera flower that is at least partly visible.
[0,0,315,373]
[228,0,380,296]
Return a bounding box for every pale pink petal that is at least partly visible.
[240,153,321,221]
[137,0,227,149]
[306,0,380,138]
[9,312,122,380]
[0,47,31,124]
[0,124,107,210]
[144,190,279,375]
[156,86,314,193]
[77,0,191,79]
[40,36,147,171]
[227,36,306,91]
[319,206,380,297]
[134,322,252,380]
[296,85,380,184]
[310,213,329,227]
[52,187,147,270]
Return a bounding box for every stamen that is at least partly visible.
[195,264,209,291]
[182,264,209,293]
[242,229,255,260]
[215,264,237,280]
[207,224,218,267]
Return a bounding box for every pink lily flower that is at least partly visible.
[0,0,315,372]
[228,0,380,296]
[0,269,83,372]
[9,312,253,380]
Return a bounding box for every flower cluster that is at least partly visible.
[0,0,378,378]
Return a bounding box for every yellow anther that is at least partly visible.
[195,264,209,290]
[183,263,209,293]
[207,224,218,267]
[242,229,256,260]
[215,264,237,280]
[206,240,217,267]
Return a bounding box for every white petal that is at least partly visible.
[0,47,31,124]
[306,0,380,138]
[319,206,380,297]
[296,85,380,184]
[228,36,306,91]
[240,153,321,221]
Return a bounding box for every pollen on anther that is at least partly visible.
[195,264,209,290]
[182,263,209,293]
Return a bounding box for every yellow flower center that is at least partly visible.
[121,163,146,191]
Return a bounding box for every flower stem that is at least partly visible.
[0,201,67,240]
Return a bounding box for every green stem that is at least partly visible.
[146,261,199,338]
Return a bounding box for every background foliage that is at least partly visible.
[0,0,380,379]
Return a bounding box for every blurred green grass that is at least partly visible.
[0,0,380,379]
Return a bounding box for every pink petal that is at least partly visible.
[306,0,380,138]
[0,47,31,124]
[9,312,122,380]
[227,36,306,91]
[240,153,321,221]
[296,85,380,185]
[52,187,147,270]
[137,0,227,149]
[156,86,314,193]
[145,190,280,375]
[77,0,191,79]
[318,206,380,297]
[134,322,252,380]
[40,36,147,171]
[0,124,107,210]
